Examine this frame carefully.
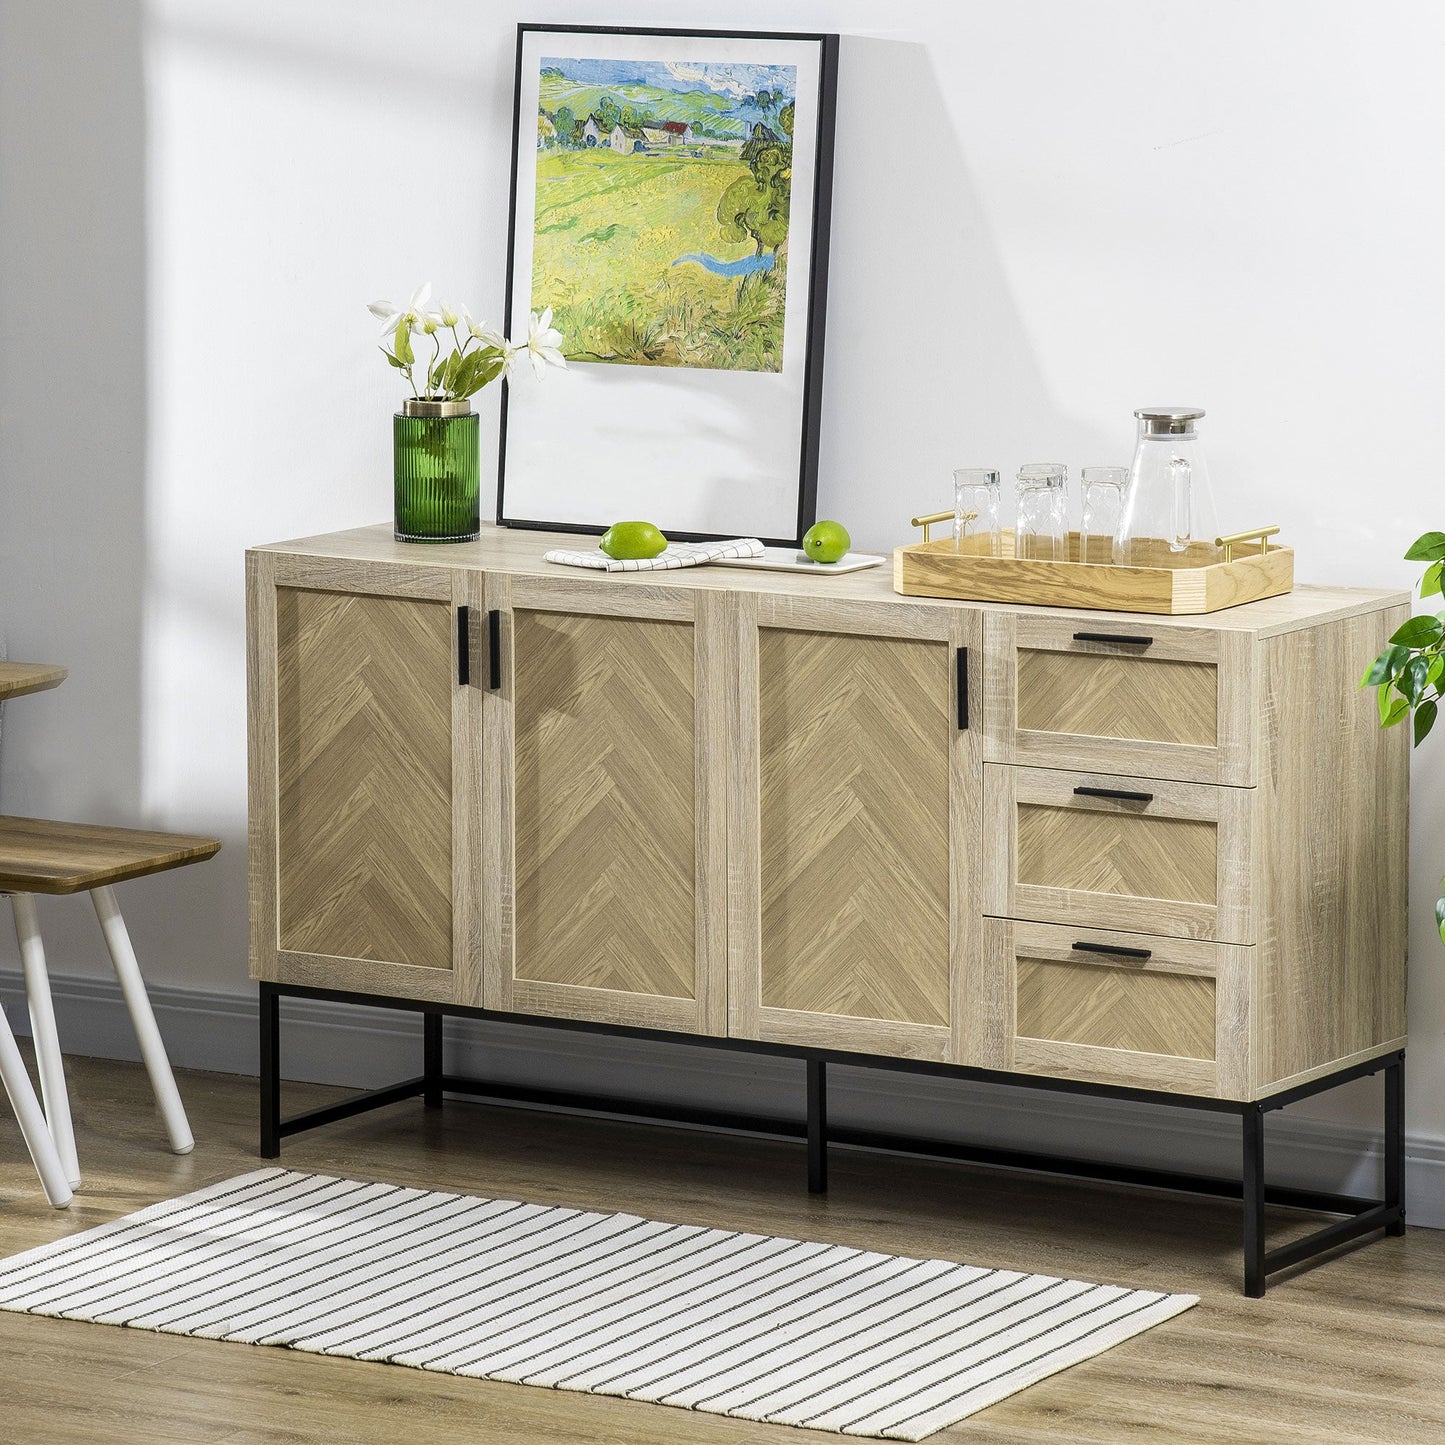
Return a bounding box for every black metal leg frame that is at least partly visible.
[259,982,1405,1297]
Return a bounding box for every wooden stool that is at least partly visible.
[0,817,220,1186]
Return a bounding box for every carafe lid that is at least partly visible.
[1135,406,1205,436]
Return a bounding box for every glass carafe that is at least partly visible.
[1114,407,1218,566]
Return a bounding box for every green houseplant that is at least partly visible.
[1362,529,1445,944]
[368,283,564,542]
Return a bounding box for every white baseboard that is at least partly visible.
[4,967,1440,1227]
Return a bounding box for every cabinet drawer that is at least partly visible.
[983,765,1253,943]
[983,614,1255,784]
[980,919,1250,1097]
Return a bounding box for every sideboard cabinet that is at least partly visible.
[248,525,1407,1102]
[248,525,1409,1291]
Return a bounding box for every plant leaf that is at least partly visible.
[1423,560,1444,598]
[441,350,463,397]
[379,346,405,370]
[1380,692,1410,727]
[1361,645,1407,688]
[1399,656,1430,703]
[394,320,413,366]
[1415,698,1438,746]
[1390,615,1444,648]
[447,350,480,398]
[454,348,506,399]
[1404,531,1445,561]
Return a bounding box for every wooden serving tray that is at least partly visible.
[893,532,1294,615]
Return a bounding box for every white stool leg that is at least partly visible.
[0,999,72,1208]
[89,885,193,1154]
[10,894,80,1187]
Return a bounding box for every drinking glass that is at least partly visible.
[1015,463,1068,561]
[1080,465,1128,564]
[952,468,1001,555]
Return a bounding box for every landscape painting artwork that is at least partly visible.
[533,56,799,372]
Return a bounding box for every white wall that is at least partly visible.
[2,0,1443,1210]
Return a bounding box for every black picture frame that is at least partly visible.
[496,23,839,547]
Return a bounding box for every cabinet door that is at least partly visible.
[729,595,981,1062]
[247,552,483,1003]
[480,575,728,1034]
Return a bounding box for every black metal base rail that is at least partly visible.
[258,982,1405,1297]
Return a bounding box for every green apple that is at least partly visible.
[600,520,668,561]
[802,520,850,564]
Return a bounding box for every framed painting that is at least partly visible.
[497,24,839,546]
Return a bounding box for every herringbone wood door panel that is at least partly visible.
[1016,957,1216,1060]
[1016,650,1216,746]
[1016,805,1218,906]
[276,587,452,970]
[758,629,950,1026]
[513,610,696,998]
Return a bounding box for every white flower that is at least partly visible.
[520,306,566,379]
[366,282,433,337]
[461,305,507,350]
[435,300,460,328]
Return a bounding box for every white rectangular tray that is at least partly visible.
[713,546,885,575]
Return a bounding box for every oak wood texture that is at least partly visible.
[0,817,219,895]
[275,586,453,971]
[247,553,480,1005]
[252,522,1404,638]
[893,532,1295,614]
[0,663,67,701]
[486,578,729,1036]
[728,600,979,1062]
[1250,605,1411,1095]
[2,1052,1439,1445]
[514,612,694,997]
[248,525,1409,1105]
[759,631,949,1024]
[1016,958,1216,1060]
[983,614,1257,785]
[984,765,1254,944]
[983,920,1250,1096]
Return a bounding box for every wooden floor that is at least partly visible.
[0,1053,1438,1444]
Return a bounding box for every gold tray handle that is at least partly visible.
[911,509,974,543]
[1214,525,1281,563]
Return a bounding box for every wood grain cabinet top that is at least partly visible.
[247,524,1410,1102]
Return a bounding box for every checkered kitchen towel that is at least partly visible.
[543,538,763,572]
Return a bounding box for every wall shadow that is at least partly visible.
[0,1,149,961]
[819,37,1116,549]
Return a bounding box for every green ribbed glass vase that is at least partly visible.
[393,399,480,543]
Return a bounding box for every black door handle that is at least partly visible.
[487,609,502,691]
[1072,631,1154,647]
[956,646,969,730]
[1073,785,1155,804]
[1072,940,1153,961]
[456,606,470,687]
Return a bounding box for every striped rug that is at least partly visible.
[0,1168,1196,1440]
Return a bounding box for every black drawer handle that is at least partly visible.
[456,606,470,687]
[1072,631,1154,647]
[956,646,969,730]
[1073,785,1155,803]
[487,609,502,690]
[1072,940,1153,961]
